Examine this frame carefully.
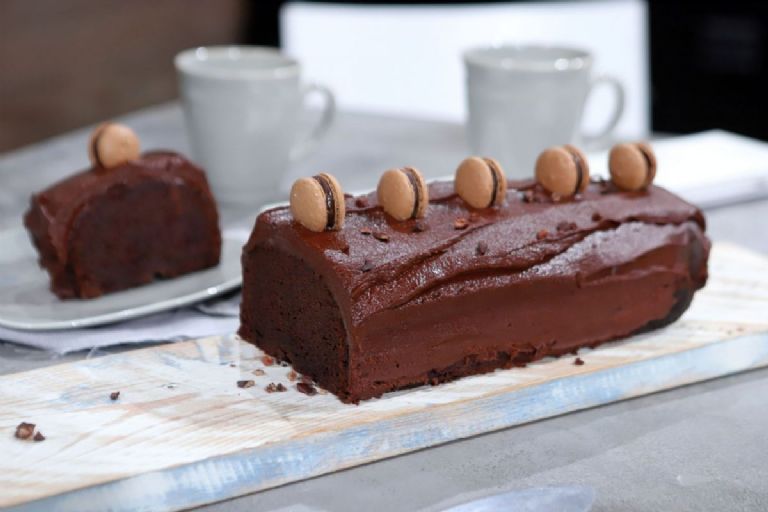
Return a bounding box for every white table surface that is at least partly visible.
[1,103,767,511]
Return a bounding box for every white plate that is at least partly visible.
[0,226,246,331]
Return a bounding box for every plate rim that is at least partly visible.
[0,231,245,332]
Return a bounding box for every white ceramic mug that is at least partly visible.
[465,45,624,179]
[175,46,335,205]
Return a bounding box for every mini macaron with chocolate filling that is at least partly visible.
[534,144,590,198]
[290,173,345,232]
[454,156,507,209]
[608,142,657,191]
[377,167,429,221]
[88,122,141,169]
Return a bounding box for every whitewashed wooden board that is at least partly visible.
[2,243,768,512]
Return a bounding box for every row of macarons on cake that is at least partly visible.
[78,121,656,234]
[290,142,657,233]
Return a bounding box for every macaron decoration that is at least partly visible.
[608,142,657,191]
[88,122,141,169]
[534,145,590,197]
[377,167,429,221]
[290,173,345,232]
[455,156,507,209]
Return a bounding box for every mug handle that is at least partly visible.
[581,74,625,150]
[290,83,336,161]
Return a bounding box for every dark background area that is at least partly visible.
[1,0,767,152]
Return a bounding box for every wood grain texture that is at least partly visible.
[2,243,768,512]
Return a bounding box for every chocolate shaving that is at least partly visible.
[536,229,549,240]
[373,232,389,242]
[237,380,255,389]
[265,382,288,393]
[574,357,585,366]
[110,391,120,401]
[361,259,375,273]
[261,355,275,366]
[591,212,602,222]
[297,382,317,396]
[287,370,298,382]
[15,422,35,440]
[476,241,488,255]
[360,227,372,235]
[33,431,46,442]
[454,218,469,230]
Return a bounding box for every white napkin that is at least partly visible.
[0,293,241,354]
[589,130,768,208]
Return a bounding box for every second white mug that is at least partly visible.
[175,46,335,206]
[465,44,624,178]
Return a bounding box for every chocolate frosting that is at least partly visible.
[248,180,707,323]
[25,151,221,299]
[29,151,214,265]
[243,179,710,401]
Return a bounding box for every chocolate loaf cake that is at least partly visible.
[239,179,709,403]
[25,151,222,299]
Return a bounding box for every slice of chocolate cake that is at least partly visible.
[24,149,222,299]
[239,175,709,404]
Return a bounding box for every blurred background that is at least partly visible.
[2,0,768,152]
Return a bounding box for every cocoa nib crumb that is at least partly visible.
[574,357,585,366]
[33,431,46,442]
[476,241,488,255]
[454,217,469,230]
[556,221,577,232]
[522,190,534,203]
[297,382,317,396]
[15,422,35,440]
[373,232,390,242]
[261,355,275,366]
[287,370,298,382]
[110,391,120,401]
[252,368,266,376]
[355,197,369,208]
[300,375,314,385]
[265,382,287,393]
[591,212,602,222]
[361,259,375,273]
[536,229,549,240]
[237,380,255,389]
[412,221,427,233]
[360,227,372,235]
